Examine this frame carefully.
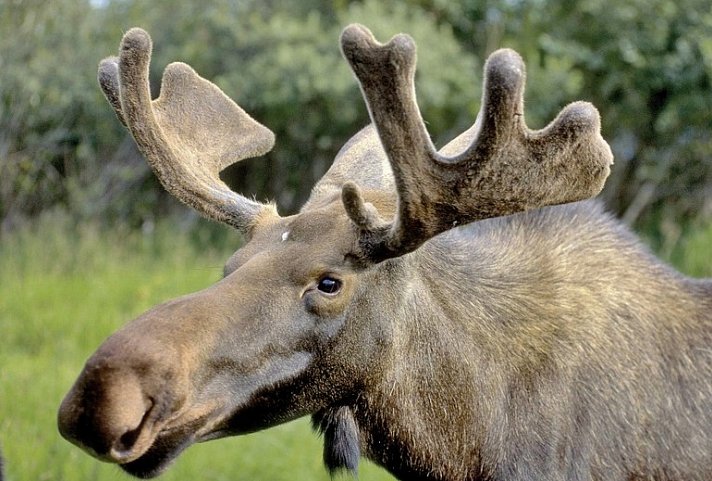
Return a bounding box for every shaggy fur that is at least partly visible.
[313,406,361,475]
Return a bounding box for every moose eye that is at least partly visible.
[317,276,342,295]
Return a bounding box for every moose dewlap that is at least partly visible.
[57,24,712,481]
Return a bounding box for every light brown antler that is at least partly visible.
[98,28,277,231]
[340,24,613,262]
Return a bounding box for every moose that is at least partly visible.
[58,24,712,481]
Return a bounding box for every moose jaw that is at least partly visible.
[57,24,712,481]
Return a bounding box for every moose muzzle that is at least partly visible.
[57,329,187,464]
[57,267,317,477]
[55,287,222,473]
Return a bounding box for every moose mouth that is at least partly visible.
[117,365,315,478]
[59,349,316,478]
[117,405,295,478]
[118,419,239,478]
[117,415,216,479]
[120,431,192,479]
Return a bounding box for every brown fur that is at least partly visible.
[58,25,712,481]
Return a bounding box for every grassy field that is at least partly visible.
[0,214,710,481]
[0,216,395,481]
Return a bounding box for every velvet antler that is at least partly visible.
[98,28,277,231]
[339,24,613,262]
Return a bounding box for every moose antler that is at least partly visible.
[98,28,277,231]
[340,24,613,262]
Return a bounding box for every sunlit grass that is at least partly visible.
[0,215,394,481]
[0,213,709,481]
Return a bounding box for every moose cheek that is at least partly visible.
[302,293,352,339]
[304,291,349,317]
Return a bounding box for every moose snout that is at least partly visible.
[58,337,183,464]
[58,362,155,463]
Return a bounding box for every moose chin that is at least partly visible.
[58,24,712,481]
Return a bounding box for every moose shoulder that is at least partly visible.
[58,24,712,481]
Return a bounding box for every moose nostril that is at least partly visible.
[116,406,148,450]
[118,427,142,452]
[58,364,158,463]
[109,397,155,462]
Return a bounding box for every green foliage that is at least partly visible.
[667,222,712,278]
[532,0,712,237]
[0,216,396,480]
[0,0,478,225]
[0,0,110,229]
[5,0,707,236]
[397,0,712,240]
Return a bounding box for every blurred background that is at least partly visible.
[3,0,712,243]
[1,0,711,480]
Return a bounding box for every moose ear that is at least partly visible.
[302,125,395,211]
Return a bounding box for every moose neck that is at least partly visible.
[348,239,508,481]
[346,206,712,481]
[348,213,606,480]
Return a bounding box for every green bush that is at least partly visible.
[1,0,479,227]
[667,222,712,278]
[3,0,709,239]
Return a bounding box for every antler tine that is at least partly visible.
[98,28,277,232]
[340,24,612,262]
[98,57,127,128]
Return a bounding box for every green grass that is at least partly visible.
[0,216,395,481]
[0,214,710,481]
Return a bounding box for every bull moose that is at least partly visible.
[58,24,712,481]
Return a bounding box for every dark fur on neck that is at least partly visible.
[312,406,360,476]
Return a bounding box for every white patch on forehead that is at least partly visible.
[281,231,290,242]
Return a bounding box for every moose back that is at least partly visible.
[58,24,712,481]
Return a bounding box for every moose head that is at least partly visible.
[58,24,614,479]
